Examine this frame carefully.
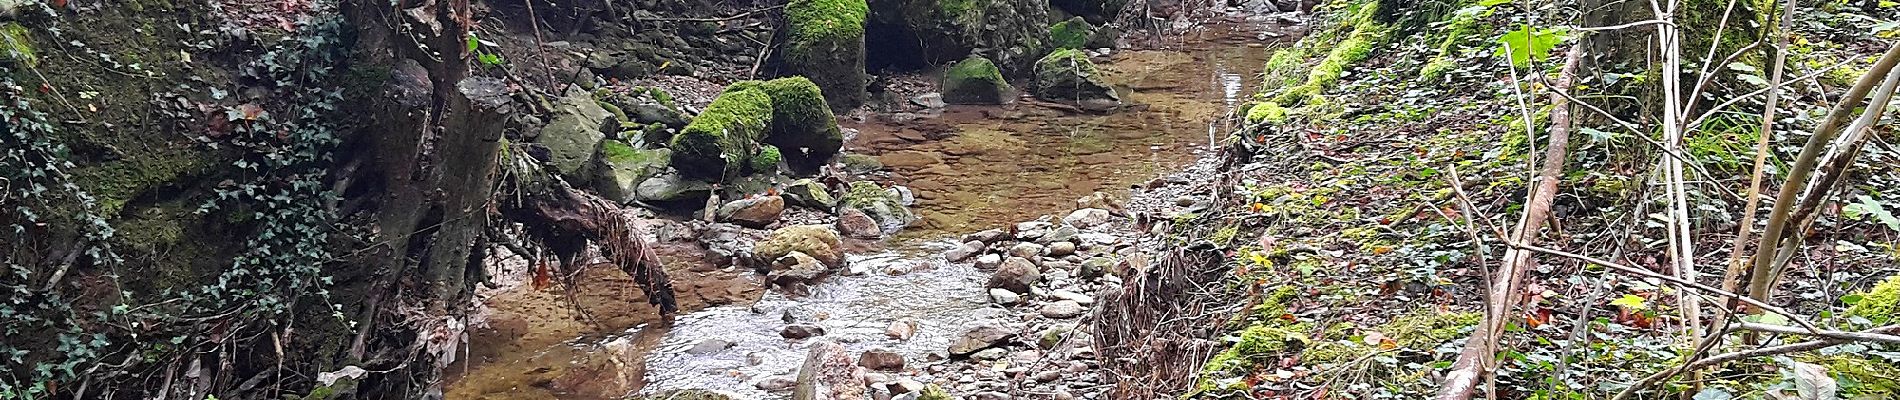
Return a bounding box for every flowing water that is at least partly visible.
[445,21,1283,400]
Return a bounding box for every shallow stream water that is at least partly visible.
[444,20,1283,400]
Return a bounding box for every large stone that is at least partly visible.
[782,0,868,110]
[783,179,837,209]
[1032,49,1120,108]
[1063,208,1113,228]
[858,348,906,370]
[1048,17,1095,50]
[987,257,1041,294]
[672,83,773,180]
[717,195,786,228]
[942,56,1014,105]
[756,225,847,268]
[541,88,614,181]
[760,77,847,171]
[794,341,868,400]
[634,171,714,204]
[782,323,829,339]
[842,181,917,235]
[768,251,829,286]
[948,325,1014,356]
[593,142,671,203]
[870,0,1050,75]
[1008,242,1045,259]
[837,207,884,239]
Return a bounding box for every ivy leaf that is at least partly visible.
[465,33,480,52]
[1580,127,1615,142]
[1609,294,1647,310]
[1841,195,1900,231]
[1495,27,1566,67]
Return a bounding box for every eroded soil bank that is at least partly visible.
[444,19,1292,400]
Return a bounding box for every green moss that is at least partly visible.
[671,83,774,180]
[784,0,869,109]
[917,384,952,400]
[758,77,844,165]
[1800,354,1900,397]
[1049,17,1093,50]
[1847,275,1900,324]
[943,55,1012,104]
[1,22,36,67]
[1246,101,1289,124]
[750,144,782,174]
[75,149,221,215]
[947,55,1008,87]
[786,0,867,44]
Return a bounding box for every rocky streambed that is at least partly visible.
[445,17,1291,400]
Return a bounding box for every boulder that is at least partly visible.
[671,83,773,180]
[987,257,1041,294]
[717,195,786,228]
[593,142,671,203]
[760,77,846,171]
[871,0,1050,75]
[541,88,614,181]
[634,171,714,204]
[783,179,838,209]
[1063,208,1112,228]
[793,341,868,400]
[842,181,917,234]
[1032,49,1120,108]
[782,0,869,110]
[964,228,1009,244]
[911,92,947,108]
[1077,256,1112,280]
[756,225,847,268]
[942,56,1014,105]
[837,207,884,239]
[858,348,906,370]
[948,325,1014,356]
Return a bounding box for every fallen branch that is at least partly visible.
[1611,324,1900,400]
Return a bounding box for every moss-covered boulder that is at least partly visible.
[1049,17,1095,50]
[782,0,869,110]
[871,0,1050,76]
[592,141,671,203]
[942,56,1014,105]
[755,224,847,268]
[842,181,917,234]
[0,22,34,67]
[1032,49,1120,108]
[758,77,844,171]
[541,88,614,181]
[670,83,773,180]
[782,179,837,209]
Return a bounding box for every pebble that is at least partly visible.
[780,324,827,339]
[1008,242,1045,259]
[1175,195,1196,206]
[686,339,732,355]
[1047,241,1076,257]
[1034,370,1062,382]
[860,348,906,370]
[1049,290,1095,305]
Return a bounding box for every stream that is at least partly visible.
[444,20,1284,400]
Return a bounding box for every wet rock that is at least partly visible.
[1077,257,1111,280]
[837,207,884,239]
[973,253,1003,269]
[781,3,867,110]
[756,225,847,269]
[989,288,1021,305]
[1046,241,1076,257]
[871,0,1050,75]
[842,181,918,234]
[942,56,1015,105]
[971,348,1009,361]
[948,325,1015,356]
[783,179,838,209]
[987,257,1041,294]
[1008,242,1045,259]
[757,376,799,391]
[886,319,918,340]
[1174,195,1197,206]
[1050,290,1095,305]
[858,348,906,370]
[911,92,947,108]
[635,171,713,204]
[965,228,1009,244]
[672,82,773,180]
[945,242,983,262]
[1048,16,1095,50]
[1042,225,1079,243]
[760,77,847,170]
[1015,221,1054,240]
[716,195,786,228]
[782,323,829,339]
[688,339,734,355]
[1031,50,1120,108]
[1040,300,1086,319]
[794,341,868,400]
[592,142,671,203]
[768,251,829,286]
[1062,208,1112,228]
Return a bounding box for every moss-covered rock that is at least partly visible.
[942,55,1014,104]
[592,140,671,203]
[1049,17,1094,50]
[782,0,869,110]
[1032,49,1120,108]
[1847,275,1900,325]
[670,83,773,180]
[0,22,35,67]
[541,88,614,181]
[842,181,917,234]
[758,77,844,172]
[755,224,846,268]
[782,179,837,209]
[749,144,783,175]
[873,0,1050,76]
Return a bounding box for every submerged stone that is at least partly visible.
[1032,49,1120,108]
[756,224,847,268]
